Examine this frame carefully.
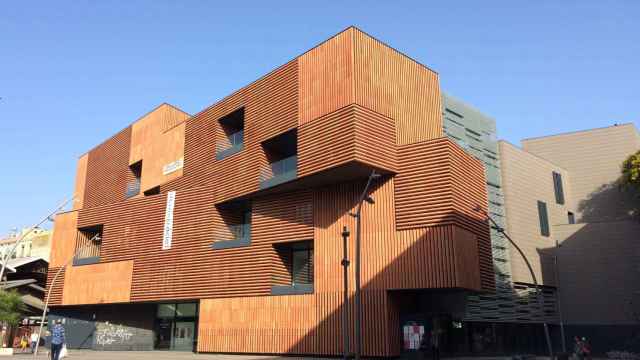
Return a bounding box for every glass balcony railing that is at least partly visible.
[212,223,251,249]
[216,130,244,160]
[259,155,297,189]
[125,178,141,199]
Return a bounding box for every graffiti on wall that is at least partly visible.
[95,323,134,346]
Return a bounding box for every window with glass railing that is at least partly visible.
[212,203,252,250]
[260,129,297,189]
[216,108,245,160]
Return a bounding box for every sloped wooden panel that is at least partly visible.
[45,267,65,306]
[83,127,131,208]
[49,211,78,268]
[72,154,88,210]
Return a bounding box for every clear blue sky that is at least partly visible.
[1,1,638,234]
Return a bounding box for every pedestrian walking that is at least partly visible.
[50,319,65,360]
[20,335,28,353]
[30,331,39,353]
[573,336,584,360]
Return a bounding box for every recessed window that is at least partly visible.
[537,201,550,237]
[216,108,244,160]
[260,129,298,189]
[144,186,161,197]
[212,202,251,250]
[271,240,313,295]
[568,211,575,224]
[74,225,103,265]
[552,171,565,205]
[126,161,142,199]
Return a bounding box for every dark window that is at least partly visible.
[552,171,565,205]
[126,161,142,198]
[260,129,298,189]
[537,201,550,237]
[271,241,313,295]
[74,225,103,265]
[144,186,161,196]
[216,108,244,160]
[568,211,575,224]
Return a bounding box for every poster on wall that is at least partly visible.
[403,324,424,350]
[162,191,176,250]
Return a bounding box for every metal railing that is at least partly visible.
[125,178,141,198]
[259,155,297,188]
[216,130,244,159]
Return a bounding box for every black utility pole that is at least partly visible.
[475,206,554,358]
[352,170,381,360]
[341,226,351,360]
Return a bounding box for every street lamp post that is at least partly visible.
[554,240,567,353]
[351,170,380,360]
[341,226,351,360]
[475,206,554,358]
[33,236,100,357]
[0,197,74,285]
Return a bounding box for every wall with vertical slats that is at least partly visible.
[352,28,442,145]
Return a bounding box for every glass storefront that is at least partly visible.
[154,303,198,351]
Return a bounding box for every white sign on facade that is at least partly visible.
[162,158,184,175]
[162,191,176,250]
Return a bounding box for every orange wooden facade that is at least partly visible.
[47,27,493,356]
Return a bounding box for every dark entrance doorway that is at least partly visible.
[153,302,198,351]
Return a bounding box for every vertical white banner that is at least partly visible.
[162,191,176,250]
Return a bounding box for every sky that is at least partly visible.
[1,1,639,234]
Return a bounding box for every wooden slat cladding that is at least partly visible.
[49,211,78,268]
[299,28,354,125]
[394,137,493,290]
[298,104,397,178]
[45,267,65,306]
[352,28,442,145]
[298,106,357,177]
[353,106,397,172]
[253,190,313,244]
[72,154,88,210]
[83,127,132,208]
[176,60,298,203]
[129,103,190,164]
[61,260,134,305]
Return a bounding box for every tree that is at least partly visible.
[0,290,24,348]
[621,150,640,191]
[0,290,23,325]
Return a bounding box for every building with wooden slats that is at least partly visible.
[46,27,493,355]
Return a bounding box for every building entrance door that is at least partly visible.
[172,321,195,351]
[154,303,198,351]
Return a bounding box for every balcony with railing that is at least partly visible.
[260,155,298,190]
[212,208,252,250]
[216,129,244,160]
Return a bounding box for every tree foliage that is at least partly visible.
[621,150,640,190]
[0,290,24,325]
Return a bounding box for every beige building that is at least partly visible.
[498,141,574,286]
[0,227,52,261]
[500,123,640,352]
